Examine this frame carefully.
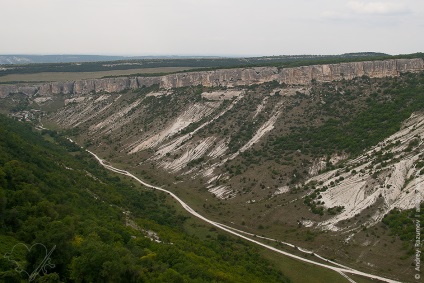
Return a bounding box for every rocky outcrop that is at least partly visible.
[1,58,423,98]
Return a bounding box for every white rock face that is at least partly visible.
[306,113,424,231]
[129,102,220,154]
[236,104,282,154]
[208,185,235,199]
[161,137,216,173]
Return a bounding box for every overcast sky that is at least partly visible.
[1,0,423,56]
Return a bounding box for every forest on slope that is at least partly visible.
[0,114,290,283]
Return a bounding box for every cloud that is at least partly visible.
[347,1,410,15]
[320,10,352,21]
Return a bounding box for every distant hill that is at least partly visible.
[0,55,125,65]
[0,55,223,65]
[0,53,389,65]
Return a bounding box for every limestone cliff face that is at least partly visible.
[156,58,424,88]
[158,67,280,89]
[1,58,423,98]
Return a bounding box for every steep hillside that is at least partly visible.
[306,112,424,231]
[36,71,424,201]
[0,114,293,283]
[2,58,424,282]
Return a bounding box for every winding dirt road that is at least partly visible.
[86,149,402,283]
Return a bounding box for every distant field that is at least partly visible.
[0,67,195,83]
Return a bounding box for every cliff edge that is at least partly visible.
[1,58,423,98]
